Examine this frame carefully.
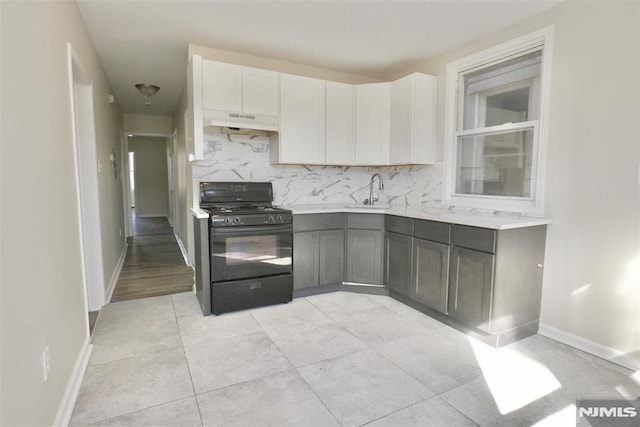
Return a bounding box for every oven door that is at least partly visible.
[210,223,292,282]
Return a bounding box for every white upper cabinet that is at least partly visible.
[390,73,437,164]
[355,83,391,165]
[241,66,279,116]
[201,60,279,116]
[272,73,326,164]
[192,57,436,165]
[202,60,242,112]
[325,81,355,165]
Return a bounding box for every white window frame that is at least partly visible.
[443,26,554,215]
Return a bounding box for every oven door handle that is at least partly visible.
[211,224,293,236]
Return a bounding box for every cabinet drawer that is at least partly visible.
[414,219,450,244]
[347,214,383,230]
[293,213,345,232]
[451,225,496,254]
[384,215,414,236]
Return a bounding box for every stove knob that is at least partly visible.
[224,217,232,225]
[234,216,241,224]
[276,215,283,223]
[268,215,275,223]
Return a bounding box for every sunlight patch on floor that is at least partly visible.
[469,337,561,415]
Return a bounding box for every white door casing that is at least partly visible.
[67,43,106,313]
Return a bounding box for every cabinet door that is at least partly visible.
[202,60,242,112]
[390,74,414,164]
[413,238,449,313]
[347,229,383,284]
[384,232,412,297]
[318,229,345,285]
[448,246,494,333]
[325,81,355,165]
[242,67,279,116]
[279,74,326,164]
[355,83,390,165]
[293,232,319,289]
[389,73,437,165]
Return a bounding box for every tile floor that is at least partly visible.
[70,292,639,426]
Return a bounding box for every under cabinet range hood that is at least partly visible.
[204,125,273,137]
[203,109,279,132]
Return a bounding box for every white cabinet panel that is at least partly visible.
[355,83,390,165]
[202,60,242,112]
[242,67,279,116]
[325,81,355,165]
[390,75,414,163]
[274,73,326,164]
[390,73,437,164]
[189,55,204,160]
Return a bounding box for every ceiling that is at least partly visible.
[76,0,561,116]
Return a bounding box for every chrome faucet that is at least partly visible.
[365,173,384,205]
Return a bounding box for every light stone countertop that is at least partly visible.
[191,207,209,219]
[284,203,551,230]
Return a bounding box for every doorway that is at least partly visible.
[67,43,106,328]
[128,151,135,208]
[112,134,192,301]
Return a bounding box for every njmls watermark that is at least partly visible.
[577,399,639,425]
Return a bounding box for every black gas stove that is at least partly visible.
[199,182,293,315]
[200,182,292,227]
[201,204,292,227]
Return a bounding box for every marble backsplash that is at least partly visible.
[191,130,444,206]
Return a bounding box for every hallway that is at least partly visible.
[111,215,194,302]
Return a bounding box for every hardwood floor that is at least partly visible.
[111,214,194,302]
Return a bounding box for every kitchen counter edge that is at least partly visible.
[284,204,551,230]
[191,207,209,219]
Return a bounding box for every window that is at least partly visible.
[444,28,553,215]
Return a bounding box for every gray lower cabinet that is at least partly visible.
[194,215,211,315]
[346,228,383,284]
[384,232,412,296]
[447,246,494,333]
[318,229,345,285]
[293,214,346,290]
[293,231,319,289]
[445,224,547,340]
[412,238,449,314]
[293,229,345,290]
[383,218,546,346]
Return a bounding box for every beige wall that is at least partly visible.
[398,1,640,359]
[1,1,125,425]
[129,136,169,217]
[123,113,172,135]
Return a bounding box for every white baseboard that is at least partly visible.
[53,338,93,427]
[174,232,189,265]
[538,324,640,372]
[105,243,127,304]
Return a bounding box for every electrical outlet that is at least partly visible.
[42,345,51,381]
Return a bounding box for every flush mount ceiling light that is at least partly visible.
[134,83,160,107]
